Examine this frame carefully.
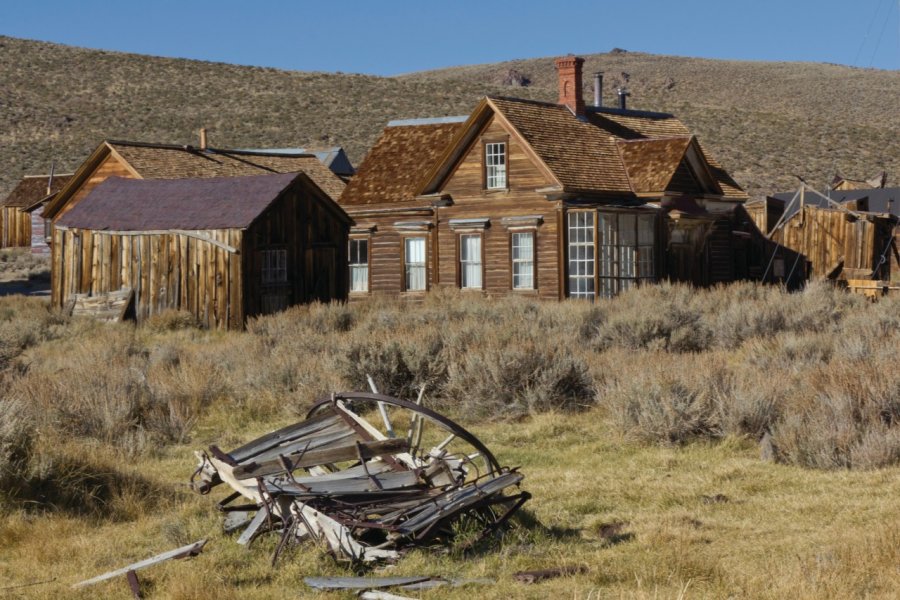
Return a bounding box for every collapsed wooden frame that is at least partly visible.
[191,391,529,564]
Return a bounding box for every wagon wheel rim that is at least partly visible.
[307,392,503,480]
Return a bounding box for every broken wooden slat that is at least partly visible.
[233,438,409,479]
[223,510,255,534]
[236,511,268,546]
[72,540,207,589]
[304,576,434,590]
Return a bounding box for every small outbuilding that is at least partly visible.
[0,173,72,252]
[53,172,350,329]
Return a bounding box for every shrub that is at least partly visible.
[443,329,593,419]
[0,394,35,501]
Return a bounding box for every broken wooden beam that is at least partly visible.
[72,539,207,589]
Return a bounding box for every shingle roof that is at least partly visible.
[616,137,694,194]
[108,142,347,199]
[1,174,73,208]
[340,121,465,206]
[488,97,632,194]
[420,96,747,200]
[56,173,303,231]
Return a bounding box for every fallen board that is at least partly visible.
[72,539,206,589]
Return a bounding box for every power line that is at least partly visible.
[854,0,889,66]
[869,0,898,66]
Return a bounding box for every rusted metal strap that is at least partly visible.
[126,570,141,599]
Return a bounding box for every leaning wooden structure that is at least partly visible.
[746,185,898,282]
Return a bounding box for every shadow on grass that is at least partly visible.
[7,453,172,522]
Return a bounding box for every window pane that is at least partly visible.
[460,234,482,288]
[512,231,535,290]
[349,239,369,292]
[485,142,507,189]
[567,212,595,299]
[638,215,655,245]
[405,237,426,291]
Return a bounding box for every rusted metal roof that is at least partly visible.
[1,174,73,208]
[340,120,465,206]
[56,173,302,231]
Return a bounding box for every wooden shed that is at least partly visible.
[53,173,350,329]
[0,173,72,251]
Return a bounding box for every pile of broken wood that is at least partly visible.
[191,388,530,564]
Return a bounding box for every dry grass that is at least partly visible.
[0,283,899,597]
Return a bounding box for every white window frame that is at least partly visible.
[568,210,657,299]
[459,233,483,289]
[511,230,536,290]
[349,238,369,293]
[260,248,287,284]
[567,212,595,299]
[485,142,507,190]
[404,236,427,292]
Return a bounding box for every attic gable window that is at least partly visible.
[485,142,507,189]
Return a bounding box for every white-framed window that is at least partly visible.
[567,212,595,299]
[569,210,656,299]
[261,248,287,284]
[511,231,535,290]
[459,234,483,289]
[485,142,507,189]
[404,237,426,291]
[349,238,369,292]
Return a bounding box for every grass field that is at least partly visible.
[1,283,898,598]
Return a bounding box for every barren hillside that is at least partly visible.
[1,35,898,200]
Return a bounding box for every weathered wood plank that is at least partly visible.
[72,540,207,589]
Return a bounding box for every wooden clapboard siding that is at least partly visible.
[56,154,137,221]
[442,117,552,198]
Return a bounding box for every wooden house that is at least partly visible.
[0,173,72,252]
[41,139,347,307]
[747,186,899,282]
[54,173,350,329]
[339,56,787,300]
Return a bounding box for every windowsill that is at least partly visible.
[483,188,510,195]
[401,289,427,296]
[349,290,370,296]
[511,288,539,294]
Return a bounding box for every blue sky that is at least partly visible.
[2,0,899,74]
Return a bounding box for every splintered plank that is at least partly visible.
[72,540,207,589]
[232,438,409,479]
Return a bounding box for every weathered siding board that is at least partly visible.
[771,205,889,279]
[55,228,244,329]
[0,206,32,248]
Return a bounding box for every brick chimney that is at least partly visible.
[555,55,585,116]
